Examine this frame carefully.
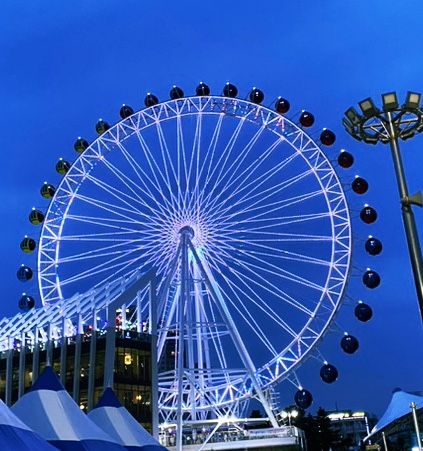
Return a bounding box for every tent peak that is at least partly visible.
[94,387,123,409]
[29,366,64,392]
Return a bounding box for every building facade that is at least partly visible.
[0,269,158,434]
[328,411,371,450]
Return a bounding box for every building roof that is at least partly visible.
[11,366,125,451]
[0,397,58,450]
[366,389,423,440]
[89,387,167,450]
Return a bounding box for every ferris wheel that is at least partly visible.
[17,82,381,429]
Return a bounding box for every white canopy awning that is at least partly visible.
[365,389,423,441]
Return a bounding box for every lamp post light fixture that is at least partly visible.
[343,92,423,321]
[281,409,299,427]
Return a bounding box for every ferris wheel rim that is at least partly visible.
[36,94,352,403]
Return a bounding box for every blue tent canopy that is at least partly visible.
[0,397,57,450]
[11,366,125,451]
[89,388,167,451]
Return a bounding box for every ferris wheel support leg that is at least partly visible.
[186,259,197,420]
[193,262,209,414]
[176,232,190,451]
[157,243,182,320]
[188,241,279,428]
[157,285,180,361]
[149,275,159,440]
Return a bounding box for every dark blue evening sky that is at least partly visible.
[1,1,423,417]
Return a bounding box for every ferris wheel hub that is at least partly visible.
[178,225,195,239]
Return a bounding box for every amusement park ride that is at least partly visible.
[13,82,382,449]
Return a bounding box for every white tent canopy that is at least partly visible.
[11,366,125,451]
[0,397,57,451]
[366,388,423,440]
[88,387,167,451]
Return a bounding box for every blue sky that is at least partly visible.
[1,0,423,417]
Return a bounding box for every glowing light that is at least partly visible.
[124,353,132,365]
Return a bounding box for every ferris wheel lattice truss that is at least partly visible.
[17,82,383,428]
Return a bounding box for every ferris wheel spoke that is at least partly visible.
[197,117,247,208]
[176,114,191,214]
[220,211,331,232]
[208,258,313,333]
[58,248,140,265]
[60,240,166,288]
[202,133,283,214]
[226,243,324,294]
[192,113,224,200]
[153,120,179,212]
[96,150,166,215]
[203,290,230,374]
[184,112,203,210]
[220,238,325,292]
[216,190,323,227]
[59,233,151,242]
[217,235,330,267]
[209,167,313,224]
[209,244,317,314]
[99,145,172,222]
[207,150,302,220]
[210,123,266,196]
[216,272,279,354]
[206,251,299,338]
[175,115,186,212]
[82,170,169,225]
[134,128,180,212]
[219,229,333,242]
[59,248,144,286]
[114,139,176,219]
[70,191,164,233]
[65,214,157,235]
[56,237,158,263]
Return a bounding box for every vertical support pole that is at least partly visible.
[5,339,13,406]
[136,293,142,333]
[411,402,422,451]
[149,274,159,439]
[364,415,370,436]
[104,304,116,388]
[382,431,388,451]
[18,332,26,398]
[60,317,67,385]
[46,323,53,367]
[121,304,127,331]
[32,327,39,383]
[72,314,82,402]
[88,309,97,411]
[387,116,423,321]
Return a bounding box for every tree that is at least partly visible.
[291,406,342,451]
[250,409,263,418]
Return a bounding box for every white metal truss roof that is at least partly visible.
[0,268,153,351]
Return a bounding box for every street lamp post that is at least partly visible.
[281,409,299,432]
[343,92,423,321]
[411,402,422,451]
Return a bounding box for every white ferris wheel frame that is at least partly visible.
[36,95,352,416]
